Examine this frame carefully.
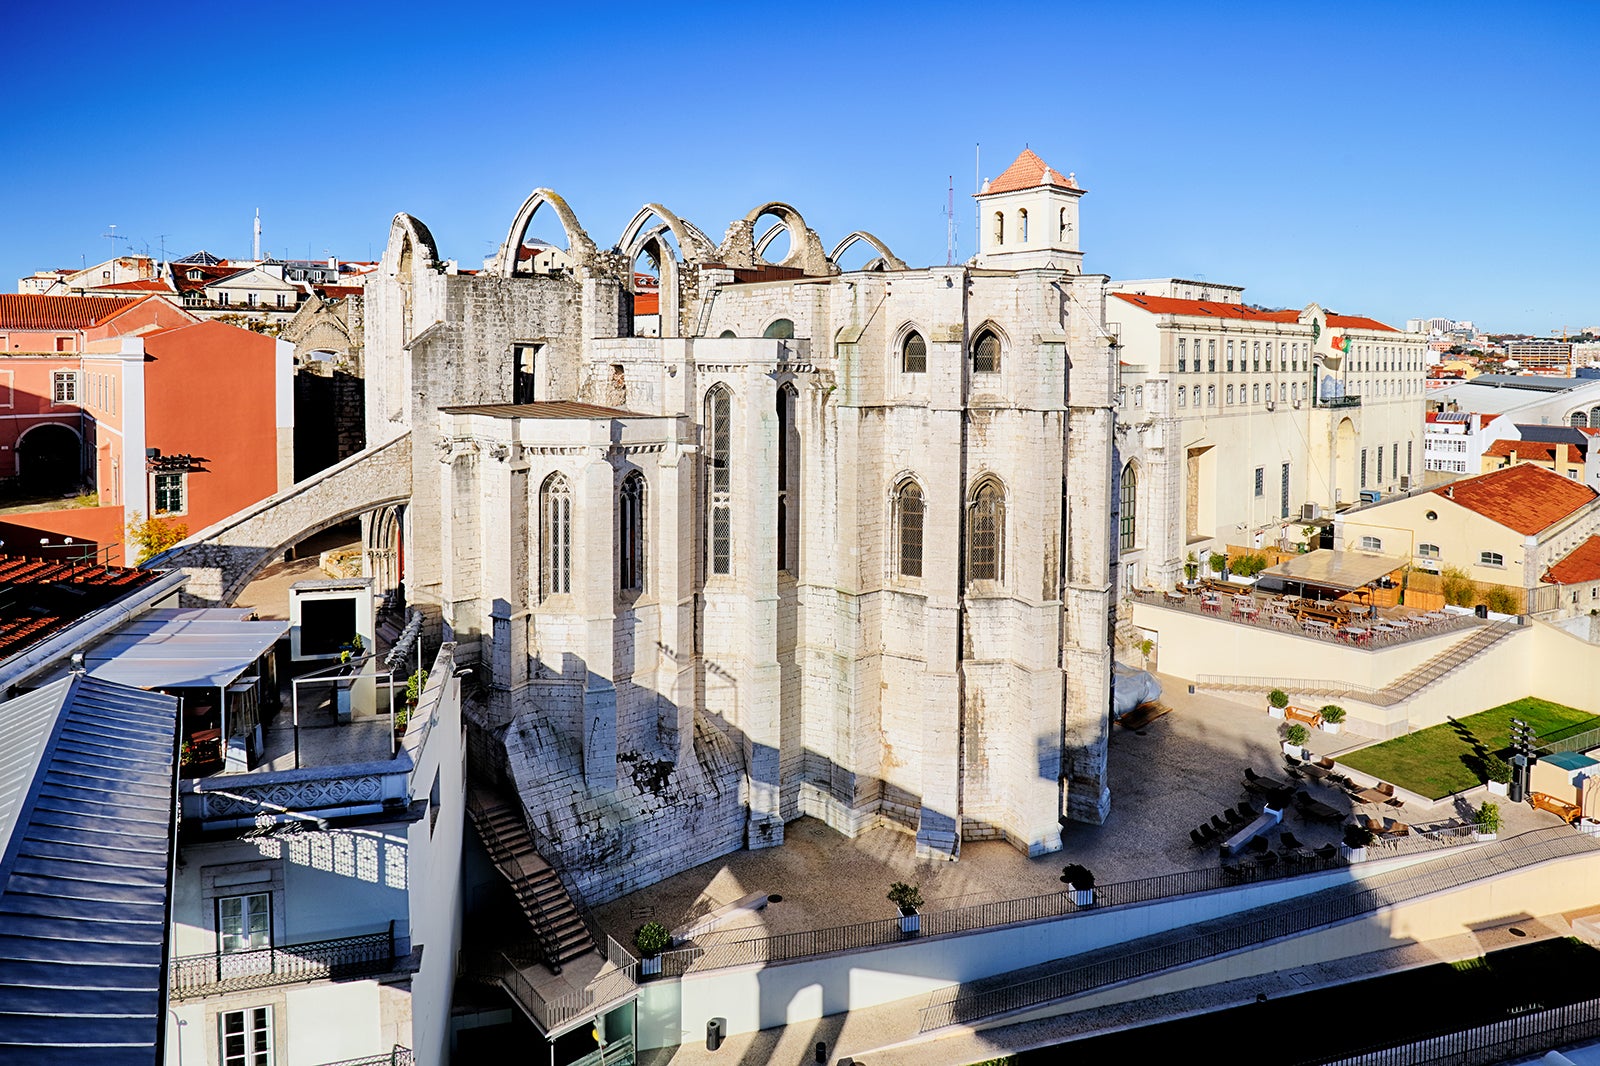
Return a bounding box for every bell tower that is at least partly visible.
[974,149,1085,272]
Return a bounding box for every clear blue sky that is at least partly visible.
[4,2,1596,334]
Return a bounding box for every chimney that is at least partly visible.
[1446,485,1454,499]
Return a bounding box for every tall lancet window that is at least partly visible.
[620,472,646,592]
[896,480,925,578]
[705,385,733,576]
[967,477,1005,584]
[540,473,572,599]
[777,384,799,572]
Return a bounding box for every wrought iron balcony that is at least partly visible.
[1315,394,1363,409]
[168,923,396,1000]
[314,1049,414,1066]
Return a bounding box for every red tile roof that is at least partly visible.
[1109,292,1399,332]
[1432,462,1596,535]
[634,292,660,316]
[982,149,1079,195]
[0,294,141,330]
[1482,439,1584,465]
[317,285,363,299]
[1546,536,1600,584]
[93,279,172,293]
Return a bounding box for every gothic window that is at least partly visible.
[763,319,795,340]
[705,385,733,576]
[1119,463,1137,552]
[967,478,1005,583]
[540,473,573,599]
[777,384,799,572]
[972,328,1001,373]
[902,331,927,373]
[620,472,646,592]
[1018,208,1029,243]
[895,479,925,578]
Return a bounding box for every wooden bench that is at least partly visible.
[1530,792,1581,825]
[1285,706,1324,728]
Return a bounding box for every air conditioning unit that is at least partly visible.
[1418,559,1440,573]
[1399,475,1412,490]
[1265,400,1276,411]
[1300,502,1322,522]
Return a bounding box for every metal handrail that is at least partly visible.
[313,1047,414,1066]
[1133,587,1482,653]
[1302,994,1600,1065]
[465,790,595,965]
[169,923,396,999]
[471,947,639,1034]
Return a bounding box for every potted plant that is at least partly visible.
[1183,552,1200,587]
[1208,551,1228,581]
[887,882,923,934]
[1483,755,1511,797]
[1136,637,1155,667]
[393,704,411,737]
[1474,800,1500,841]
[1268,689,1289,719]
[635,920,671,976]
[405,668,428,707]
[1283,723,1310,758]
[1059,863,1096,907]
[1320,705,1346,735]
[1341,823,1374,862]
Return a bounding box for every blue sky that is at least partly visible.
[4,2,1596,333]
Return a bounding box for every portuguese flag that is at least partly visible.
[1331,335,1349,353]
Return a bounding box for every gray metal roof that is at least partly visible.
[46,609,287,691]
[0,674,178,1064]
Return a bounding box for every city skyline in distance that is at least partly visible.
[3,1,1595,335]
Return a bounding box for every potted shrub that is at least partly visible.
[1208,551,1228,581]
[405,668,429,707]
[635,920,671,976]
[1136,637,1155,667]
[1341,823,1374,862]
[1474,801,1500,841]
[887,882,923,934]
[1483,755,1511,797]
[1320,705,1346,735]
[1268,689,1289,719]
[1059,863,1096,907]
[1283,723,1310,758]
[1183,552,1200,587]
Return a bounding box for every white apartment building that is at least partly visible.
[1108,284,1428,592]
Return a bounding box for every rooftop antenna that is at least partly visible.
[946,176,956,266]
[155,234,169,266]
[974,143,981,262]
[102,224,129,283]
[253,209,262,262]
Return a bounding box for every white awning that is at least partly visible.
[1259,549,1405,592]
[50,608,288,690]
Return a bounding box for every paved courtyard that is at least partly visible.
[594,675,1568,948]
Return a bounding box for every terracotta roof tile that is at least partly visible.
[634,292,659,316]
[1109,292,1400,332]
[93,279,172,293]
[1545,536,1600,584]
[1432,462,1595,535]
[1482,439,1584,464]
[981,149,1079,195]
[0,294,141,330]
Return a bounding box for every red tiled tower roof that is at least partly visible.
[981,149,1079,195]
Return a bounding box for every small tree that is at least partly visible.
[1483,585,1519,615]
[1183,552,1200,583]
[887,882,923,915]
[1208,551,1228,578]
[1285,723,1310,747]
[1475,801,1501,835]
[126,511,188,565]
[1320,704,1347,724]
[1440,566,1476,607]
[405,668,429,705]
[634,921,671,957]
[1483,754,1511,785]
[1269,689,1290,709]
[1059,863,1096,889]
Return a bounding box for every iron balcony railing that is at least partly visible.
[464,936,640,1036]
[1303,994,1600,1066]
[169,922,397,999]
[313,1048,414,1066]
[1317,394,1363,408]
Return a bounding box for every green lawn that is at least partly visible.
[1341,697,1600,800]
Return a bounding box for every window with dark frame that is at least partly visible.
[620,471,646,592]
[972,329,1001,373]
[897,480,924,578]
[902,331,927,373]
[540,473,572,598]
[968,479,1005,582]
[705,386,732,576]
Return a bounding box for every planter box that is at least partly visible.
[1487,781,1508,797]
[1283,742,1307,758]
[1473,831,1498,843]
[1578,820,1600,837]
[1340,844,1368,863]
[898,912,920,935]
[1268,705,1286,719]
[641,955,662,976]
[1321,722,1341,735]
[1070,887,1094,908]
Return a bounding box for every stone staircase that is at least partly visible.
[467,789,595,971]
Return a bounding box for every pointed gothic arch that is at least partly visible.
[827,230,908,272]
[492,188,597,277]
[618,203,717,263]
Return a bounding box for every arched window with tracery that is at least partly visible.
[895,479,925,578]
[973,328,1001,374]
[902,331,927,374]
[777,384,799,572]
[620,471,646,592]
[967,477,1005,583]
[1120,462,1138,552]
[705,385,733,576]
[540,473,573,599]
